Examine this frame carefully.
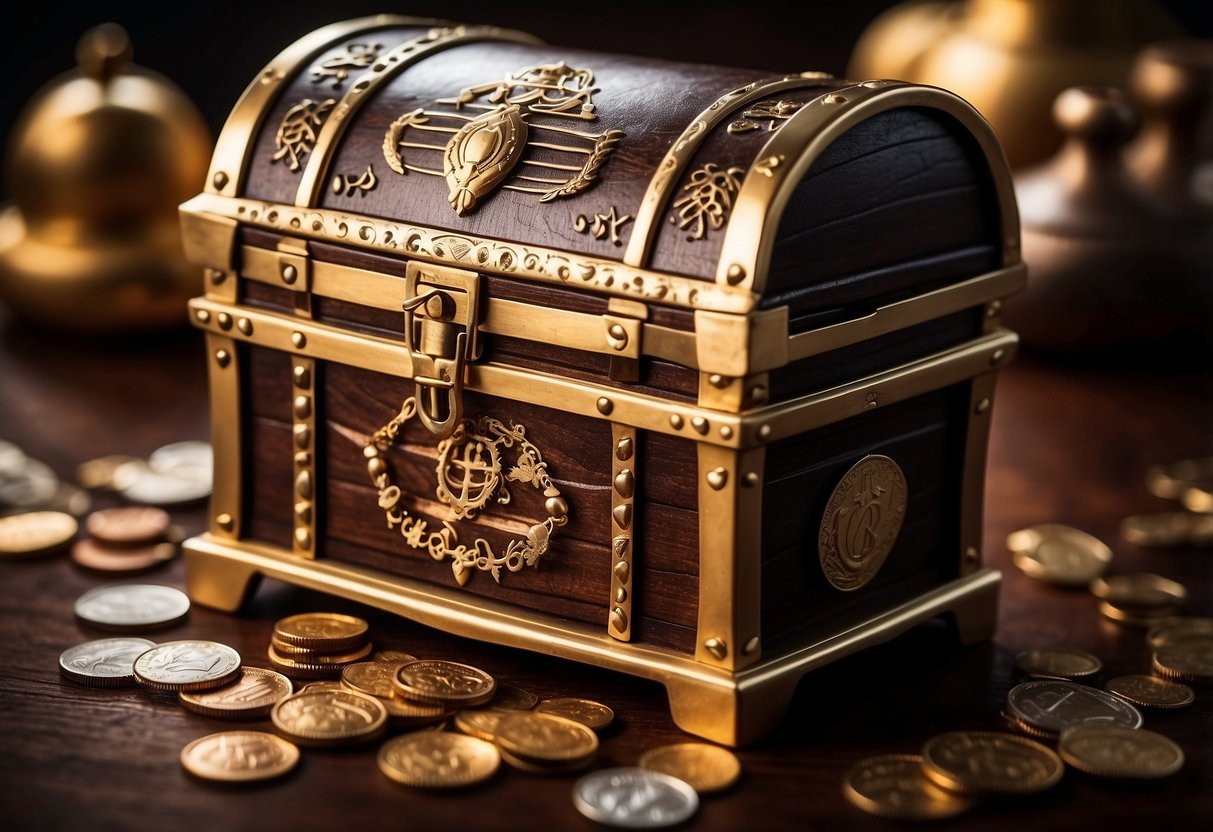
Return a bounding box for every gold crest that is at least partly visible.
[818,455,908,592]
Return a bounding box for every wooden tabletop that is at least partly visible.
[0,309,1210,831]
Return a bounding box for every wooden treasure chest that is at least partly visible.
[180,15,1023,745]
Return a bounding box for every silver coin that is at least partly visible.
[74,584,190,632]
[0,457,59,507]
[1006,679,1143,735]
[133,640,242,692]
[148,441,213,479]
[573,768,699,829]
[117,466,211,506]
[59,637,157,687]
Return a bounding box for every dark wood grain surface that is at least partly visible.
[0,307,1210,831]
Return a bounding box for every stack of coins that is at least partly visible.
[268,613,372,678]
[71,506,178,574]
[1149,617,1213,686]
[1007,524,1111,587]
[0,440,91,516]
[1090,573,1187,627]
[340,656,449,729]
[78,440,212,506]
[1144,457,1213,517]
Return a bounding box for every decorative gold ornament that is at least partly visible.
[273,99,335,172]
[670,163,745,241]
[365,397,570,586]
[331,165,378,197]
[818,455,908,591]
[311,41,383,89]
[573,207,632,246]
[381,62,624,215]
[727,99,805,134]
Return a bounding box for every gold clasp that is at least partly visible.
[403,262,481,438]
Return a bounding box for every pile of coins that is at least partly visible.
[77,440,213,506]
[0,439,90,516]
[267,612,372,678]
[1132,457,1213,540]
[71,506,178,574]
[1091,573,1187,627]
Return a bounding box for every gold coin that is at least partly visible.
[534,697,614,730]
[1099,600,1178,628]
[1153,641,1213,684]
[1014,649,1102,681]
[374,650,417,664]
[1182,485,1213,514]
[921,731,1064,795]
[340,661,399,698]
[842,754,974,821]
[76,455,144,490]
[392,660,496,707]
[1145,457,1213,500]
[639,743,742,794]
[1058,725,1184,779]
[378,732,500,788]
[490,682,538,710]
[1120,512,1209,548]
[494,711,598,764]
[267,641,373,678]
[499,746,593,775]
[271,688,387,747]
[454,709,509,742]
[179,667,294,719]
[1008,524,1110,587]
[1090,574,1187,609]
[0,511,78,556]
[1147,617,1213,649]
[1105,675,1195,710]
[85,506,171,546]
[273,612,369,651]
[1000,709,1057,740]
[180,731,299,782]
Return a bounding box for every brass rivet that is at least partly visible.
[615,437,634,461]
[281,264,298,285]
[824,93,847,104]
[691,417,709,435]
[206,269,226,285]
[214,349,230,368]
[294,452,310,466]
[964,546,980,564]
[610,608,628,632]
[743,636,760,656]
[613,535,629,559]
[725,263,746,285]
[720,425,734,439]
[212,171,229,190]
[215,513,234,531]
[293,365,311,389]
[295,502,312,524]
[216,312,232,330]
[293,395,311,419]
[613,469,635,499]
[757,424,772,440]
[743,472,759,487]
[750,385,769,405]
[295,470,313,499]
[606,323,628,350]
[976,398,991,415]
[236,318,253,336]
[293,425,310,449]
[291,332,307,348]
[708,373,729,388]
[612,504,632,530]
[615,587,627,604]
[195,309,211,323]
[596,396,613,415]
[986,300,1002,318]
[704,638,728,660]
[990,349,1005,365]
[706,467,728,490]
[295,528,312,549]
[669,414,684,430]
[613,560,630,582]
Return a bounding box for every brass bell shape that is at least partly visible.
[0,24,211,333]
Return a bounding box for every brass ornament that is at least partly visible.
[331,164,378,197]
[311,41,383,89]
[366,397,570,586]
[670,163,745,241]
[381,62,625,215]
[727,99,805,134]
[272,98,336,172]
[573,207,632,246]
[818,455,908,592]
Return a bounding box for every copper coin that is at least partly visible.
[71,539,176,574]
[85,506,171,546]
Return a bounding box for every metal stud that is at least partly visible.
[236,318,253,336]
[293,365,311,389]
[613,469,634,499]
[216,312,232,330]
[615,437,634,461]
[291,332,307,348]
[215,513,234,531]
[212,171,229,190]
[669,414,684,430]
[293,395,311,419]
[281,264,298,285]
[691,417,709,435]
[725,264,746,285]
[214,349,230,368]
[704,638,728,660]
[596,396,613,415]
[706,467,728,490]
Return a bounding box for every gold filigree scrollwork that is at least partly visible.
[331,165,378,197]
[573,206,632,246]
[365,398,570,586]
[670,163,745,241]
[311,42,383,88]
[380,62,624,215]
[273,99,336,172]
[726,99,805,134]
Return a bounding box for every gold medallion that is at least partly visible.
[179,667,293,719]
[842,754,974,820]
[921,731,1064,795]
[1104,675,1195,710]
[533,697,614,731]
[392,660,496,707]
[1058,725,1184,779]
[180,731,299,783]
[638,743,742,794]
[378,732,500,788]
[818,455,907,591]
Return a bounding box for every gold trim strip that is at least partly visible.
[624,75,832,268]
[959,371,999,577]
[294,25,543,208]
[206,15,430,198]
[608,424,637,641]
[202,332,241,538]
[717,82,1022,292]
[291,357,318,559]
[182,194,753,312]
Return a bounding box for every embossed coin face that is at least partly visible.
[271,688,387,746]
[1006,680,1143,735]
[1058,725,1184,779]
[393,660,496,707]
[1147,617,1213,649]
[1008,524,1111,587]
[58,637,157,687]
[1105,675,1195,710]
[273,613,369,651]
[921,731,1064,795]
[535,697,615,730]
[574,768,698,828]
[85,506,171,546]
[340,661,400,698]
[133,640,242,692]
[1014,649,1103,681]
[842,754,974,820]
[1153,641,1213,684]
[179,667,294,718]
[0,511,78,556]
[495,711,598,763]
[181,731,299,782]
[454,709,509,742]
[818,455,907,591]
[74,584,190,632]
[639,743,742,794]
[378,732,500,788]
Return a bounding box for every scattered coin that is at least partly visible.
[1098,600,1177,628]
[1183,485,1213,513]
[495,711,598,766]
[1147,617,1213,649]
[1104,675,1195,710]
[393,659,496,708]
[1006,679,1143,735]
[535,697,614,730]
[490,682,538,710]
[1145,457,1213,500]
[179,667,293,719]
[271,687,387,747]
[273,612,369,651]
[1014,649,1102,681]
[340,661,399,698]
[573,768,698,829]
[133,640,242,692]
[378,731,500,788]
[1058,725,1184,779]
[921,731,1064,795]
[1000,708,1057,741]
[180,731,299,783]
[1008,524,1111,587]
[148,441,213,479]
[842,754,974,820]
[0,456,58,507]
[0,440,25,475]
[1121,511,1213,547]
[499,746,594,775]
[1153,642,1213,685]
[116,466,212,506]
[454,709,509,743]
[74,584,190,632]
[58,637,157,687]
[639,743,742,794]
[85,506,172,546]
[77,454,144,491]
[0,511,77,556]
[1090,573,1187,610]
[373,650,417,664]
[71,539,176,574]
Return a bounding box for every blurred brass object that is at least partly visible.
[0,24,210,332]
[848,0,1179,167]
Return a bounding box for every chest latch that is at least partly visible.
[402,261,482,438]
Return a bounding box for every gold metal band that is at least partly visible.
[959,370,1000,577]
[202,332,241,538]
[294,24,543,208]
[608,424,638,641]
[717,81,1022,292]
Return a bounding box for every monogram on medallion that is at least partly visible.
[818,455,907,592]
[381,63,624,215]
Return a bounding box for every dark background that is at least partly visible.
[2,0,1211,191]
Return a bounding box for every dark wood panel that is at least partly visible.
[638,431,699,512]
[244,415,293,551]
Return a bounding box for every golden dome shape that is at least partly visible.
[0,23,211,333]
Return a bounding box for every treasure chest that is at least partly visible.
[180,15,1023,745]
